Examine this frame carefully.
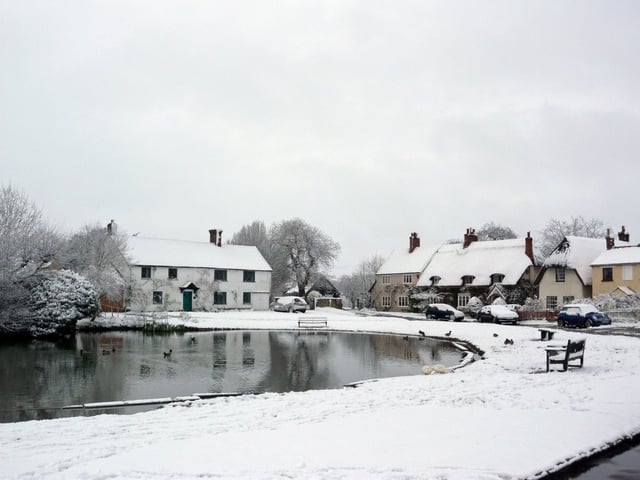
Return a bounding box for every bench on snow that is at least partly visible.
[298,316,328,328]
[538,328,556,341]
[545,339,586,372]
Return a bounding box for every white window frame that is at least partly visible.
[382,275,391,285]
[382,296,391,308]
[623,265,633,281]
[152,291,163,305]
[457,293,470,308]
[403,274,412,284]
[398,296,409,308]
[555,268,565,282]
[546,296,558,310]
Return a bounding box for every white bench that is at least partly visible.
[298,316,328,328]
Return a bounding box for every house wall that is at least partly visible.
[538,268,590,309]
[592,264,640,297]
[370,272,419,312]
[128,265,271,311]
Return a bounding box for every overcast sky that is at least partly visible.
[2,0,639,275]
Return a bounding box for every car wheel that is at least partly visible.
[449,313,455,322]
[584,319,592,328]
[494,316,500,324]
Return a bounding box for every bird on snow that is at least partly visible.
[504,338,514,345]
[493,333,499,337]
[163,349,172,358]
[445,331,452,337]
[418,330,426,337]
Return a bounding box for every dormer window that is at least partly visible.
[430,276,441,286]
[490,273,505,284]
[461,275,475,286]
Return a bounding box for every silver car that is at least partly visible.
[270,296,308,313]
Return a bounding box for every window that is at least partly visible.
[546,296,558,310]
[243,270,256,283]
[243,292,252,305]
[168,268,178,280]
[602,267,613,282]
[214,270,227,281]
[457,293,470,308]
[461,275,475,286]
[555,268,565,282]
[490,274,505,284]
[214,291,227,305]
[382,296,391,308]
[382,275,390,285]
[141,266,151,279]
[562,296,574,306]
[623,265,633,281]
[398,296,409,307]
[403,274,412,284]
[152,291,163,305]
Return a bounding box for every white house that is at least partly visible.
[125,229,272,312]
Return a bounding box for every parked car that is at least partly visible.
[425,303,465,321]
[477,305,520,324]
[505,304,522,312]
[270,296,308,313]
[557,304,612,328]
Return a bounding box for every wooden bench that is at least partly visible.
[545,339,586,372]
[538,328,556,341]
[298,316,328,328]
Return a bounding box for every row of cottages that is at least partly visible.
[537,227,631,310]
[124,229,272,312]
[370,230,538,312]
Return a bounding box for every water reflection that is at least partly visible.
[0,331,463,423]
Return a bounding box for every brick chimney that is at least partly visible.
[409,232,421,253]
[463,228,478,249]
[209,229,218,245]
[525,231,534,262]
[606,228,615,250]
[618,226,630,242]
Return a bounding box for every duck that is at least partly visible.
[445,331,452,337]
[418,330,426,337]
[163,349,172,358]
[493,333,499,337]
[402,336,409,341]
[504,338,514,345]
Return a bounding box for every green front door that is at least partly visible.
[183,291,193,311]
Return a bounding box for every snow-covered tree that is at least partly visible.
[270,218,340,297]
[336,254,385,309]
[538,216,606,258]
[476,222,517,241]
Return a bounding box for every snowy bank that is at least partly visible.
[3,309,640,480]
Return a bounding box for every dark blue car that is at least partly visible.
[557,304,612,328]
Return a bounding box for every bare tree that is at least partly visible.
[538,216,606,258]
[60,223,130,299]
[476,222,517,241]
[335,254,384,309]
[229,220,270,257]
[270,218,340,297]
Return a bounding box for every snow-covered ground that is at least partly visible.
[2,308,640,480]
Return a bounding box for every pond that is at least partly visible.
[0,330,464,423]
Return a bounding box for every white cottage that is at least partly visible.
[125,229,272,312]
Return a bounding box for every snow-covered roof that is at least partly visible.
[376,245,440,275]
[543,236,612,285]
[591,245,640,266]
[126,236,272,271]
[416,238,533,287]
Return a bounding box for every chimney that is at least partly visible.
[618,226,630,242]
[209,229,218,245]
[217,230,223,247]
[409,232,420,253]
[463,228,478,249]
[107,219,117,235]
[606,228,615,250]
[525,231,534,262]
